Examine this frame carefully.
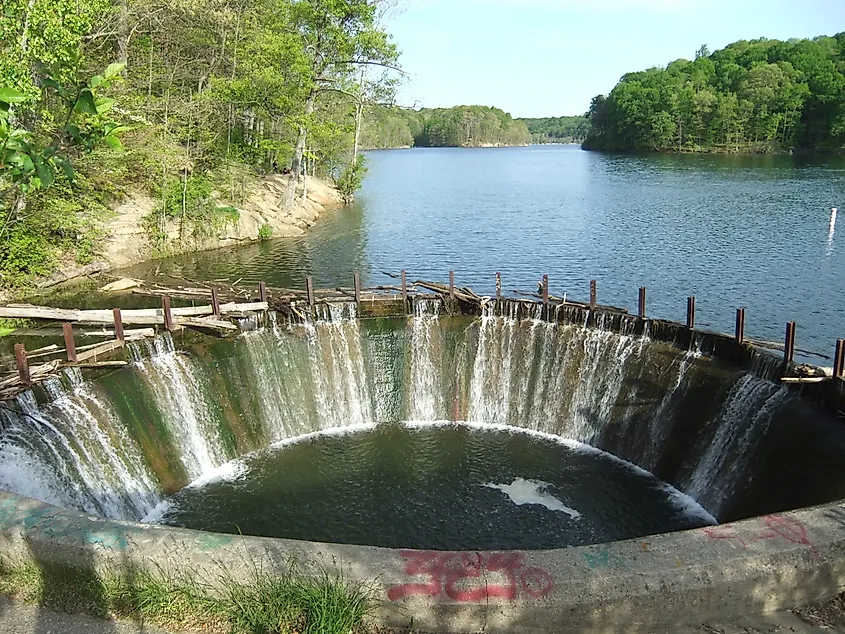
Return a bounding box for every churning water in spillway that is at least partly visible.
[152,422,716,550]
[0,298,838,535]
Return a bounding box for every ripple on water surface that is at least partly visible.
[150,422,715,550]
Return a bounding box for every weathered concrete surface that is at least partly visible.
[0,596,842,634]
[0,597,172,634]
[2,491,845,633]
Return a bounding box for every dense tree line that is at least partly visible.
[0,0,397,285]
[521,116,590,144]
[362,105,530,148]
[584,35,845,153]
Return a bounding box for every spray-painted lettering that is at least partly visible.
[701,515,817,559]
[387,551,554,602]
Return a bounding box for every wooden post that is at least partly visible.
[735,308,746,344]
[495,272,501,299]
[211,287,221,318]
[259,281,267,304]
[14,343,29,385]
[834,339,845,379]
[638,287,646,319]
[449,271,455,299]
[542,274,549,305]
[401,270,407,302]
[353,272,361,308]
[112,309,124,343]
[686,296,696,330]
[833,339,845,379]
[784,321,796,364]
[162,295,174,332]
[306,276,315,308]
[590,280,597,311]
[63,323,78,362]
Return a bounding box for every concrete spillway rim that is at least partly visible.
[2,489,845,633]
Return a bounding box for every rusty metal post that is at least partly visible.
[590,280,597,311]
[401,270,407,302]
[449,271,455,299]
[211,287,221,318]
[735,308,746,344]
[495,272,501,299]
[162,295,174,332]
[112,309,124,343]
[259,281,267,304]
[542,274,549,305]
[638,287,647,319]
[14,344,29,385]
[686,297,696,330]
[834,339,845,379]
[63,323,78,362]
[306,276,315,308]
[353,272,361,308]
[784,321,796,364]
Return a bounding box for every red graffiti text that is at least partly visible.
[702,515,818,559]
[387,551,554,602]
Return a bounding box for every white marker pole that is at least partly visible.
[828,207,837,253]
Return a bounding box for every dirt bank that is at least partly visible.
[102,174,344,270]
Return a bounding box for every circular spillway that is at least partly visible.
[149,421,715,550]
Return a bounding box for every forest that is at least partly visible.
[584,34,845,153]
[521,116,590,144]
[362,105,531,148]
[0,0,397,286]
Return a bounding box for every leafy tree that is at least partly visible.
[584,33,845,153]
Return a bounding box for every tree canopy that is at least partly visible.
[520,116,590,144]
[0,0,398,284]
[362,105,531,148]
[583,34,845,153]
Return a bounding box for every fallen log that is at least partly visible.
[36,262,110,288]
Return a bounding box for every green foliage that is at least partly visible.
[0,0,399,288]
[258,223,273,241]
[584,34,845,153]
[363,105,531,148]
[0,559,373,634]
[335,155,368,203]
[520,116,591,144]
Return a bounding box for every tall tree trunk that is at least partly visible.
[283,89,316,211]
[117,0,130,66]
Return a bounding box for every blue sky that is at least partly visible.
[385,0,845,118]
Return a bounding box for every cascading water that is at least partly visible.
[129,333,229,480]
[0,368,159,519]
[0,299,816,529]
[686,375,793,516]
[409,298,446,420]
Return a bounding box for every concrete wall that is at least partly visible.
[2,489,845,633]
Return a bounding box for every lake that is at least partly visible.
[123,146,845,359]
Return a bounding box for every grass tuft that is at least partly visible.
[0,558,373,634]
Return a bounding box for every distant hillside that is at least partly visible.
[362,105,531,148]
[520,116,591,144]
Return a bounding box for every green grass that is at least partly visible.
[0,559,374,634]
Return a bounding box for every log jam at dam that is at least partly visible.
[0,273,844,631]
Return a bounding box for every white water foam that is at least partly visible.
[483,478,581,519]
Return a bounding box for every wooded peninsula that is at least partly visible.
[583,34,845,153]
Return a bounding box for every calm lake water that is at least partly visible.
[123,146,845,358]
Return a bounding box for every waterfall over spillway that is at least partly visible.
[0,369,160,519]
[129,334,229,480]
[0,303,819,526]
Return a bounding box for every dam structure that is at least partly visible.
[0,278,845,632]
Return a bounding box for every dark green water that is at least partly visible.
[119,147,845,357]
[153,422,715,550]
